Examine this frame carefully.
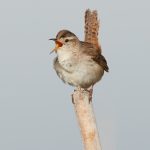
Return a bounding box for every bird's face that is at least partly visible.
[49,30,79,54]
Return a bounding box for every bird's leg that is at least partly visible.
[72,86,93,104]
[86,85,93,103]
[71,88,76,104]
[71,93,75,104]
[72,86,82,104]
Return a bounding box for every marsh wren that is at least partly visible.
[49,30,109,89]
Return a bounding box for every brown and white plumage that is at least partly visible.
[50,30,108,89]
[84,9,101,51]
[50,10,108,89]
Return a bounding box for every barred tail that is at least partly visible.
[84,9,101,52]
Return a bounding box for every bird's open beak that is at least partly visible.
[49,38,63,54]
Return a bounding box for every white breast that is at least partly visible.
[57,48,78,72]
[55,47,104,88]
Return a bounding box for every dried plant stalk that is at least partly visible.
[72,9,102,150]
[73,89,102,150]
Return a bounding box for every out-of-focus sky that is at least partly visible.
[0,0,150,150]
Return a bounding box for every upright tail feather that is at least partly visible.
[84,9,101,52]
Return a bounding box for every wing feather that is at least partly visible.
[80,42,109,72]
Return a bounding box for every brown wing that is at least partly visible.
[80,41,109,72]
[93,54,109,72]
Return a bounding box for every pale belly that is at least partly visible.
[53,57,104,88]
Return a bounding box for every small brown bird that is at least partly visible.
[49,29,109,89]
[50,10,108,91]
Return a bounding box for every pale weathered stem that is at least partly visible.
[72,89,102,150]
[72,9,102,150]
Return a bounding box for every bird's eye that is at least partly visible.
[65,39,69,42]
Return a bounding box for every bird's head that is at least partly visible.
[49,30,79,54]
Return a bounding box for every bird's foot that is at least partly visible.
[85,85,93,103]
[72,87,82,104]
[71,94,75,104]
[72,86,93,104]
[88,88,93,103]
